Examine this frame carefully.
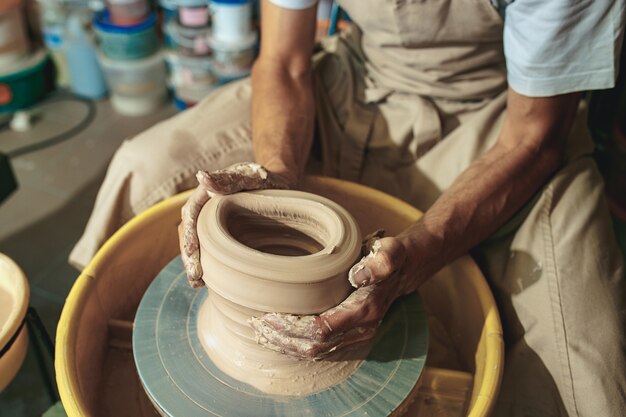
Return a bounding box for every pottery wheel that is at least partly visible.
[133,256,429,417]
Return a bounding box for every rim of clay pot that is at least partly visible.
[197,189,361,313]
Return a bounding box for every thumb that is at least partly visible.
[348,237,406,287]
[196,162,293,195]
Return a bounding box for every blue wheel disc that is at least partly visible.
[133,256,428,417]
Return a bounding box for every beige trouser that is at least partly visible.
[71,30,626,417]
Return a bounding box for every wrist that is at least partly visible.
[397,220,443,289]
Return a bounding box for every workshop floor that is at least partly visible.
[0,92,177,417]
[1,92,626,417]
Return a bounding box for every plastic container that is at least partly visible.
[179,6,209,27]
[93,11,159,60]
[65,13,108,99]
[166,52,217,108]
[210,0,252,43]
[111,88,168,116]
[98,51,168,116]
[99,51,167,96]
[209,32,257,79]
[56,177,504,417]
[165,51,214,87]
[0,49,55,113]
[105,0,149,26]
[0,253,30,391]
[165,19,210,56]
[0,3,30,67]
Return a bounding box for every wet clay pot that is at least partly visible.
[197,189,362,314]
[196,189,363,395]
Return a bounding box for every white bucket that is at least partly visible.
[111,88,168,117]
[99,51,168,116]
[208,32,257,80]
[0,6,29,67]
[210,0,252,44]
[98,50,167,96]
[165,51,215,88]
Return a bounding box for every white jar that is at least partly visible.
[98,50,167,96]
[210,0,252,44]
[208,32,257,80]
[111,88,168,116]
[98,51,169,116]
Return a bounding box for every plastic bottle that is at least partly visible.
[64,12,108,99]
[38,0,70,87]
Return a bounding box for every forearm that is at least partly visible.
[399,90,581,289]
[250,55,315,186]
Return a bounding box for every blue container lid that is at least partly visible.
[174,96,189,110]
[93,11,157,33]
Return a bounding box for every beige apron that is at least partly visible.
[71,1,626,415]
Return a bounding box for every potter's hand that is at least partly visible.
[249,235,417,360]
[179,162,293,288]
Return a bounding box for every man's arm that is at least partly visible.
[393,88,582,288]
[179,1,316,285]
[251,0,318,187]
[250,87,583,358]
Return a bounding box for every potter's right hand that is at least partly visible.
[179,162,294,288]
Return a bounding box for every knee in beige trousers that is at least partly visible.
[69,80,255,269]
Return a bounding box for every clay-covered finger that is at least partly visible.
[250,300,368,344]
[320,282,399,337]
[180,186,210,286]
[196,163,292,195]
[348,237,407,287]
[251,316,376,360]
[178,223,203,288]
[249,316,320,358]
[252,313,324,340]
[361,229,385,256]
[249,317,335,359]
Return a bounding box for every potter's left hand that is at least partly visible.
[249,235,419,360]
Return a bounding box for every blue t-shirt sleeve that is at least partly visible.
[503,0,625,97]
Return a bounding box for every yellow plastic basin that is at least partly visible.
[56,176,503,417]
[0,253,30,391]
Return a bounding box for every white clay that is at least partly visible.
[196,190,363,395]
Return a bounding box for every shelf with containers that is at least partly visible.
[30,0,260,115]
[161,0,259,110]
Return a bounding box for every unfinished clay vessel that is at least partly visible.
[196,189,363,395]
